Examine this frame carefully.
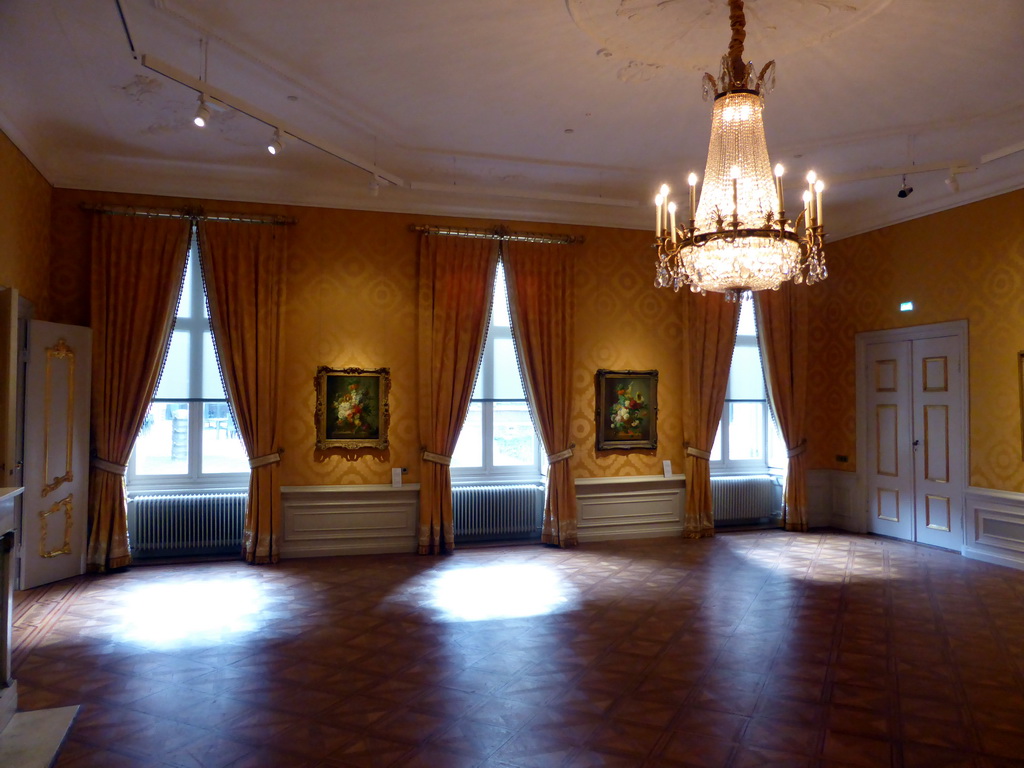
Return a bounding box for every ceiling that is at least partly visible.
[2,0,1023,240]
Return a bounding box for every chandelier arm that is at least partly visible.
[727,0,747,88]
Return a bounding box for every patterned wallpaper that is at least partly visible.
[0,132,52,315]
[805,189,1024,493]
[43,183,1024,494]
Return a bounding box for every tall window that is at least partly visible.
[710,295,786,473]
[451,262,543,479]
[128,238,249,488]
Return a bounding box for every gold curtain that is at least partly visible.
[87,215,190,572]
[755,284,810,531]
[198,221,288,563]
[503,241,578,548]
[680,292,739,538]
[417,235,497,554]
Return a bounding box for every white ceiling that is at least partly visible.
[2,0,1023,240]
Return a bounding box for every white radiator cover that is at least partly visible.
[712,476,782,525]
[128,492,246,557]
[452,484,544,540]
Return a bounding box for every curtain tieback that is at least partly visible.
[685,444,711,460]
[787,442,807,459]
[547,444,575,464]
[91,458,127,476]
[249,452,282,469]
[422,450,452,466]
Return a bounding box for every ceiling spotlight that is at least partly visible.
[267,129,284,155]
[193,96,211,128]
[897,175,913,198]
[945,173,960,193]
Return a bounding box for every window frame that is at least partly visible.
[710,296,786,477]
[451,262,544,484]
[126,236,249,493]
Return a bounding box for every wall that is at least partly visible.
[49,189,690,489]
[0,131,52,316]
[805,189,1024,493]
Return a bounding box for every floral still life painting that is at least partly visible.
[595,369,658,450]
[315,366,390,450]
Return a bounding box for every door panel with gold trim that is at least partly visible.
[20,320,91,589]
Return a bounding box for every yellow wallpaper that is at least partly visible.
[47,190,690,487]
[805,189,1024,492]
[0,131,52,316]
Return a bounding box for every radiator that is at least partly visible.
[128,492,246,558]
[452,484,544,541]
[712,476,782,525]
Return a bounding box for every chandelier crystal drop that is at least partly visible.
[653,0,827,299]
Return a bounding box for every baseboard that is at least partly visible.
[280,484,420,558]
[575,475,685,542]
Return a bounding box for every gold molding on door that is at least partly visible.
[923,404,950,483]
[876,404,899,477]
[925,494,951,531]
[877,488,900,522]
[922,356,949,393]
[875,359,898,392]
[39,493,74,558]
[41,338,75,497]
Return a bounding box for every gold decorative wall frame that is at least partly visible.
[314,366,391,450]
[42,338,75,497]
[39,493,74,558]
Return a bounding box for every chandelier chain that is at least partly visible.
[727,0,748,88]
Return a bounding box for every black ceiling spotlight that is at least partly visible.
[897,174,913,198]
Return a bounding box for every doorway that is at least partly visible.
[856,321,967,551]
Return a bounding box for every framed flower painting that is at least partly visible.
[595,369,658,450]
[315,366,390,450]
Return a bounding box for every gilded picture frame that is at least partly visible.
[315,366,390,450]
[595,369,658,450]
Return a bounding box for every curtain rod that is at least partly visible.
[82,204,295,226]
[411,224,583,245]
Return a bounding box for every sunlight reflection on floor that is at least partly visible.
[429,563,574,622]
[115,579,266,646]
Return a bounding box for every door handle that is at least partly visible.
[912,440,920,447]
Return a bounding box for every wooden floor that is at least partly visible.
[12,530,1024,767]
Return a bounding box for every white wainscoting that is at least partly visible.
[964,487,1024,571]
[806,469,862,531]
[575,475,685,542]
[280,484,420,558]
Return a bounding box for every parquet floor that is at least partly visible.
[12,530,1024,767]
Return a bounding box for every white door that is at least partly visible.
[865,341,915,540]
[20,320,91,589]
[860,323,966,551]
[911,335,963,549]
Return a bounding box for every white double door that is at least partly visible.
[860,322,966,550]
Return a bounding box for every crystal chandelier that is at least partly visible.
[654,0,827,298]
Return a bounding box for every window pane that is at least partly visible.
[493,339,525,399]
[492,264,511,328]
[202,332,225,400]
[452,402,484,467]
[710,421,722,462]
[493,402,536,466]
[201,402,249,474]
[728,402,764,461]
[727,344,766,400]
[154,330,190,400]
[134,402,189,475]
[736,295,756,336]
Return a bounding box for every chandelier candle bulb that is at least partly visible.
[655,193,664,236]
[803,190,813,228]
[668,201,678,244]
[815,179,824,227]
